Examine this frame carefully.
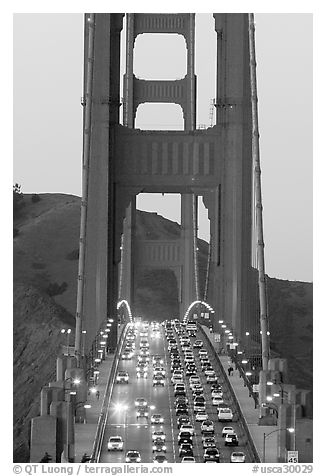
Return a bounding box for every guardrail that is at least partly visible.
[90,323,130,462]
[198,324,261,463]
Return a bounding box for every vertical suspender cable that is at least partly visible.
[248,13,270,371]
[75,14,95,359]
[192,194,200,302]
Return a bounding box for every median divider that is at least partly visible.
[90,323,130,462]
[198,324,261,463]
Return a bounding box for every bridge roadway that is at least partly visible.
[98,322,253,463]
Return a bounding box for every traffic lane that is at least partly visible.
[163,334,205,462]
[100,326,175,463]
[167,328,251,463]
[193,332,251,462]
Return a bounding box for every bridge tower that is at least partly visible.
[78,13,254,355]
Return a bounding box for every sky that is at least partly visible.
[12,11,313,282]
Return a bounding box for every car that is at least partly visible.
[204,369,215,377]
[152,355,164,365]
[201,420,214,435]
[212,396,224,405]
[136,368,148,378]
[202,436,216,448]
[125,450,141,462]
[116,371,129,384]
[136,407,148,419]
[191,391,203,401]
[194,395,205,404]
[151,414,164,424]
[139,348,149,356]
[135,397,147,407]
[230,451,246,463]
[180,424,195,435]
[175,403,188,413]
[107,436,123,451]
[192,384,204,395]
[222,426,235,437]
[184,356,195,363]
[211,383,222,392]
[211,390,223,399]
[207,374,218,383]
[152,440,167,453]
[179,443,193,457]
[185,368,196,377]
[195,410,208,421]
[153,455,168,463]
[121,351,133,360]
[140,341,149,349]
[174,396,188,407]
[193,401,206,412]
[176,407,189,416]
[203,448,220,462]
[177,416,190,429]
[225,434,239,446]
[152,430,166,441]
[178,431,193,445]
[153,366,166,377]
[153,376,165,387]
[193,340,203,348]
[218,408,233,421]
[189,376,201,387]
[181,456,195,463]
[199,349,208,357]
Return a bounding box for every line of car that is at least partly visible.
[109,321,170,463]
[108,319,246,463]
[165,319,246,463]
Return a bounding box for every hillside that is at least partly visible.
[13,193,313,461]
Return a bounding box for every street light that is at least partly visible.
[63,377,80,462]
[266,381,296,451]
[61,328,72,355]
[263,427,295,463]
[74,402,92,423]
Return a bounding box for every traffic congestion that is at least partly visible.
[99,318,249,463]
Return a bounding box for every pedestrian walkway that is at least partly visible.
[201,327,278,463]
[74,352,116,462]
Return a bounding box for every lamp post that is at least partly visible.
[61,328,72,355]
[63,377,80,462]
[267,381,296,452]
[263,427,294,463]
[74,402,91,423]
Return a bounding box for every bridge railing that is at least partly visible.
[90,323,129,462]
[198,323,261,463]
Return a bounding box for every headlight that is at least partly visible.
[135,402,139,406]
[126,458,130,462]
[136,458,141,462]
[162,446,166,450]
[152,445,156,450]
[144,412,148,416]
[160,418,163,422]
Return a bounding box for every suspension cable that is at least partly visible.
[248,13,270,371]
[75,14,96,359]
[192,194,200,301]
